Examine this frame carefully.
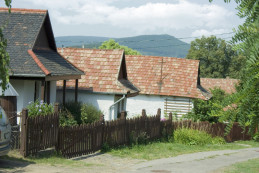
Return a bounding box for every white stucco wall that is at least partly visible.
[126,95,164,118]
[126,95,194,118]
[10,80,35,113]
[10,80,57,114]
[50,81,56,104]
[56,90,116,120]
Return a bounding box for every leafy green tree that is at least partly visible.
[209,0,259,136]
[186,36,245,78]
[185,88,228,123]
[99,39,141,55]
[0,0,12,93]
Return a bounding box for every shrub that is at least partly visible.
[81,104,102,124]
[129,131,150,146]
[27,100,54,117]
[185,88,228,123]
[59,108,77,127]
[62,102,102,125]
[174,128,225,145]
[253,132,259,142]
[62,102,82,124]
[101,142,111,152]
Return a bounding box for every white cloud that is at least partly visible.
[191,29,232,37]
[21,0,234,26]
[5,0,238,37]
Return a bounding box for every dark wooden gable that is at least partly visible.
[33,12,57,51]
[118,52,128,80]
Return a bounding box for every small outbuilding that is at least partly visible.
[0,81,19,125]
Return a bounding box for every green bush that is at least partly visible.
[101,142,111,152]
[129,131,150,146]
[27,100,54,117]
[59,108,77,127]
[63,102,82,124]
[174,128,225,145]
[253,132,259,142]
[62,102,102,125]
[185,88,228,123]
[81,104,102,124]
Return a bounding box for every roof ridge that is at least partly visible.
[0,8,47,13]
[58,47,124,51]
[27,49,50,75]
[201,78,239,80]
[126,55,199,62]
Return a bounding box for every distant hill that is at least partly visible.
[55,34,190,58]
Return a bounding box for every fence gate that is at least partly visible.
[57,121,104,158]
[20,109,59,157]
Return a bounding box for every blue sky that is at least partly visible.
[0,0,243,42]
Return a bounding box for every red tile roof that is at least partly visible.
[0,8,47,13]
[201,78,239,94]
[57,48,138,94]
[125,55,207,100]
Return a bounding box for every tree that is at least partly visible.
[0,0,12,93]
[209,0,259,136]
[99,39,141,55]
[186,36,245,78]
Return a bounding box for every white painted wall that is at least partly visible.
[10,79,57,113]
[10,80,35,113]
[50,81,56,104]
[126,95,164,118]
[56,90,116,120]
[126,94,194,118]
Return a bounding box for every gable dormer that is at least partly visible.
[118,52,128,80]
[33,12,57,51]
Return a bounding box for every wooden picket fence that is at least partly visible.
[20,108,251,158]
[20,108,172,158]
[20,109,59,157]
[173,120,251,142]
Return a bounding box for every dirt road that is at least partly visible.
[1,148,258,173]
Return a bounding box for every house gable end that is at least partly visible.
[33,12,57,51]
[118,52,128,80]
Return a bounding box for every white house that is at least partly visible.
[125,55,210,118]
[56,48,210,120]
[56,48,139,120]
[0,8,83,117]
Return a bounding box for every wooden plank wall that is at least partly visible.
[164,97,193,117]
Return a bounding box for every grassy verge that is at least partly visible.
[223,158,259,173]
[1,149,99,168]
[108,140,259,160]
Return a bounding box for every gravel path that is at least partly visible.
[127,147,259,173]
[1,148,258,173]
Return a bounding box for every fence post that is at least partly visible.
[142,109,146,117]
[101,114,105,147]
[54,103,59,113]
[120,111,126,119]
[120,111,127,144]
[20,108,28,157]
[157,108,161,117]
[169,112,172,121]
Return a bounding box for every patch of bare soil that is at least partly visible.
[0,153,145,173]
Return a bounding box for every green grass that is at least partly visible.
[108,141,259,160]
[1,150,100,168]
[223,158,259,173]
